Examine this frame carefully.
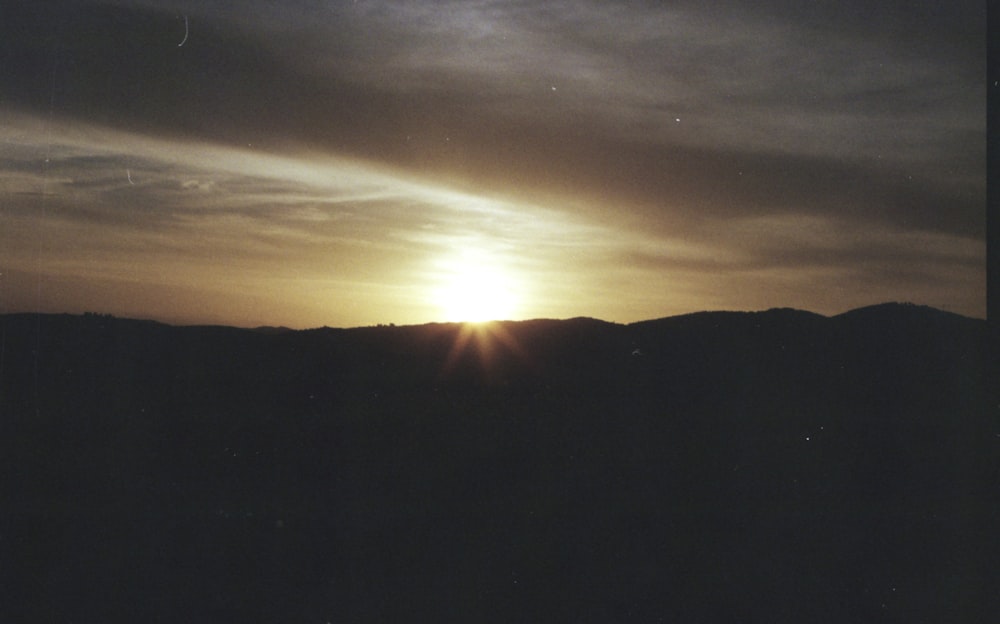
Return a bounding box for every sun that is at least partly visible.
[431,249,523,323]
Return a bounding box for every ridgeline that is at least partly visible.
[1,304,995,622]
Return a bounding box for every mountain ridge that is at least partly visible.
[0,300,981,333]
[0,301,987,399]
[0,301,994,623]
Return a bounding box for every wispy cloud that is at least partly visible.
[1,114,641,325]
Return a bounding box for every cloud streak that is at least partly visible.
[0,114,635,326]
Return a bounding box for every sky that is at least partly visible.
[0,0,986,328]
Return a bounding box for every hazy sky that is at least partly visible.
[0,0,986,327]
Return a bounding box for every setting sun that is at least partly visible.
[430,248,524,322]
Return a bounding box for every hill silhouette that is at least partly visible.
[0,304,995,623]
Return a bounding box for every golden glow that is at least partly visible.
[431,248,524,323]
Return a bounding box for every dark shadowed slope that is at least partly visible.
[0,305,995,623]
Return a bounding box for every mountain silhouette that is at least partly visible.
[0,304,994,623]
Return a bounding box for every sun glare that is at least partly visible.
[431,249,523,322]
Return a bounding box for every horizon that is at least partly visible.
[0,1,986,328]
[0,300,980,332]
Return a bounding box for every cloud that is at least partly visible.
[5,1,982,161]
[0,1,986,324]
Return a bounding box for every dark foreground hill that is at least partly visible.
[0,304,995,623]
